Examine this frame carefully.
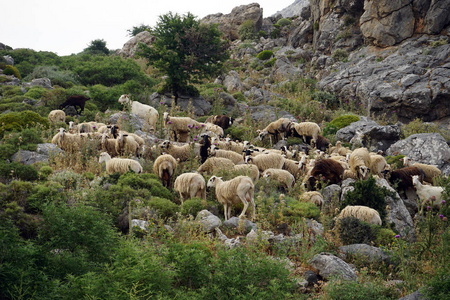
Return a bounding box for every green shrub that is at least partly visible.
[270,24,282,39]
[385,154,405,170]
[258,30,268,38]
[3,65,21,79]
[27,182,64,212]
[181,198,207,216]
[374,227,396,247]
[145,196,179,220]
[284,199,321,220]
[324,277,398,299]
[257,50,274,61]
[24,86,47,100]
[0,144,16,160]
[232,91,246,102]
[238,20,257,41]
[337,216,377,245]
[0,180,34,208]
[323,124,340,136]
[332,49,349,62]
[424,268,450,300]
[117,172,173,200]
[401,118,443,139]
[224,125,256,141]
[276,18,292,27]
[24,65,79,88]
[341,176,395,222]
[264,57,277,68]
[39,165,53,180]
[0,110,49,137]
[0,161,39,181]
[311,90,339,109]
[48,170,85,190]
[329,114,360,129]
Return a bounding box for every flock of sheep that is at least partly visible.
[47,94,446,225]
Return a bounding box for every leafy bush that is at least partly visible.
[337,216,377,245]
[3,65,21,79]
[332,49,349,62]
[284,199,321,220]
[238,20,257,41]
[24,86,47,100]
[374,227,396,247]
[48,170,85,190]
[181,198,207,216]
[27,182,64,212]
[385,154,405,170]
[0,110,49,137]
[401,118,443,139]
[232,91,246,102]
[0,161,39,181]
[329,114,360,129]
[0,48,61,78]
[24,65,79,88]
[0,144,16,160]
[424,268,450,300]
[145,196,179,220]
[224,125,256,141]
[264,57,277,68]
[270,24,281,39]
[257,50,274,61]
[341,176,394,222]
[117,172,173,200]
[324,277,398,299]
[312,90,339,109]
[276,18,292,27]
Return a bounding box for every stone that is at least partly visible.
[22,77,53,89]
[303,270,320,286]
[149,93,212,116]
[223,70,243,93]
[398,289,428,300]
[119,31,155,58]
[322,184,342,206]
[223,216,257,232]
[309,252,357,281]
[36,143,63,156]
[196,210,222,233]
[339,244,392,265]
[109,112,148,132]
[11,150,49,165]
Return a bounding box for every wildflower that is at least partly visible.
[195,126,199,129]
[439,214,444,219]
[168,121,172,124]
[160,101,163,104]
[395,235,400,238]
[442,200,446,204]
[201,123,205,127]
[193,138,197,141]
[427,206,432,211]
[188,124,193,128]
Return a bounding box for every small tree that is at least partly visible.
[83,39,110,55]
[138,12,229,103]
[127,24,151,37]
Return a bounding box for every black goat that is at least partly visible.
[59,95,90,115]
[199,133,211,163]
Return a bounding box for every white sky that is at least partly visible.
[1,0,294,56]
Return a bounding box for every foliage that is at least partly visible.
[430,38,448,48]
[270,24,282,39]
[224,124,256,141]
[401,118,445,139]
[48,170,85,190]
[385,154,405,170]
[337,216,377,245]
[83,39,110,55]
[24,65,79,88]
[0,110,49,137]
[257,50,274,60]
[332,49,349,62]
[138,12,229,100]
[0,161,39,181]
[127,23,151,36]
[232,91,246,102]
[0,48,61,78]
[24,86,47,100]
[181,198,208,216]
[424,269,450,300]
[341,176,395,222]
[329,114,360,129]
[284,199,321,220]
[238,19,257,41]
[144,196,179,220]
[311,90,339,110]
[324,277,398,300]
[276,18,292,27]
[3,64,21,79]
[117,172,173,200]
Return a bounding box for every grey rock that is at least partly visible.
[398,289,428,300]
[131,219,150,231]
[305,219,324,236]
[303,270,320,286]
[223,216,257,232]
[11,150,49,165]
[223,70,243,93]
[149,93,212,116]
[322,184,342,206]
[309,252,357,281]
[119,31,154,58]
[249,105,297,123]
[36,143,63,156]
[386,133,450,172]
[196,210,222,233]
[3,55,14,65]
[423,0,450,34]
[339,244,392,265]
[109,112,148,132]
[22,77,53,89]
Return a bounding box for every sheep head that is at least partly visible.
[411,175,420,186]
[118,94,130,104]
[207,176,222,188]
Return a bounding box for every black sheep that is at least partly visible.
[383,166,425,196]
[59,95,90,115]
[206,115,233,130]
[306,159,345,191]
[199,133,211,163]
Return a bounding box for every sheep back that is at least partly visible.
[337,205,382,225]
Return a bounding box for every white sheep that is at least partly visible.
[209,145,244,165]
[174,172,206,203]
[412,175,444,208]
[207,175,255,221]
[48,110,66,123]
[369,153,389,177]
[163,112,202,142]
[115,132,140,157]
[289,121,321,145]
[403,156,442,184]
[197,157,235,175]
[153,154,178,187]
[349,147,371,180]
[300,191,324,208]
[202,122,224,138]
[232,164,260,182]
[118,94,159,132]
[245,152,285,173]
[257,118,292,144]
[98,151,143,174]
[159,140,193,162]
[337,205,382,226]
[51,128,82,152]
[262,168,296,191]
[101,132,118,157]
[282,158,303,179]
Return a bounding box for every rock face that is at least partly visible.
[309,252,357,281]
[201,3,263,41]
[119,31,154,58]
[318,35,450,122]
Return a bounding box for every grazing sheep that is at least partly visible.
[301,191,324,208]
[159,140,193,162]
[209,145,244,165]
[207,175,255,221]
[202,122,224,138]
[383,167,425,196]
[101,132,118,157]
[59,95,90,115]
[245,152,285,173]
[287,121,321,145]
[412,175,444,208]
[199,133,212,163]
[369,154,389,178]
[153,154,178,188]
[336,205,382,226]
[48,110,66,123]
[232,164,260,182]
[283,158,302,179]
[206,115,233,130]
[163,112,201,142]
[174,172,206,203]
[118,94,159,132]
[115,132,140,157]
[349,147,371,180]
[311,135,330,152]
[403,156,442,184]
[225,139,250,154]
[262,168,296,191]
[77,122,95,133]
[329,141,352,156]
[305,158,344,191]
[98,152,143,174]
[197,157,235,175]
[51,128,82,152]
[257,118,292,144]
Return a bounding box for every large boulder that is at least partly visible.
[309,252,357,281]
[201,3,263,41]
[386,133,450,174]
[339,244,392,265]
[196,210,222,233]
[118,31,154,58]
[22,77,53,89]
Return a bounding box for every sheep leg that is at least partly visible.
[223,203,228,221]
